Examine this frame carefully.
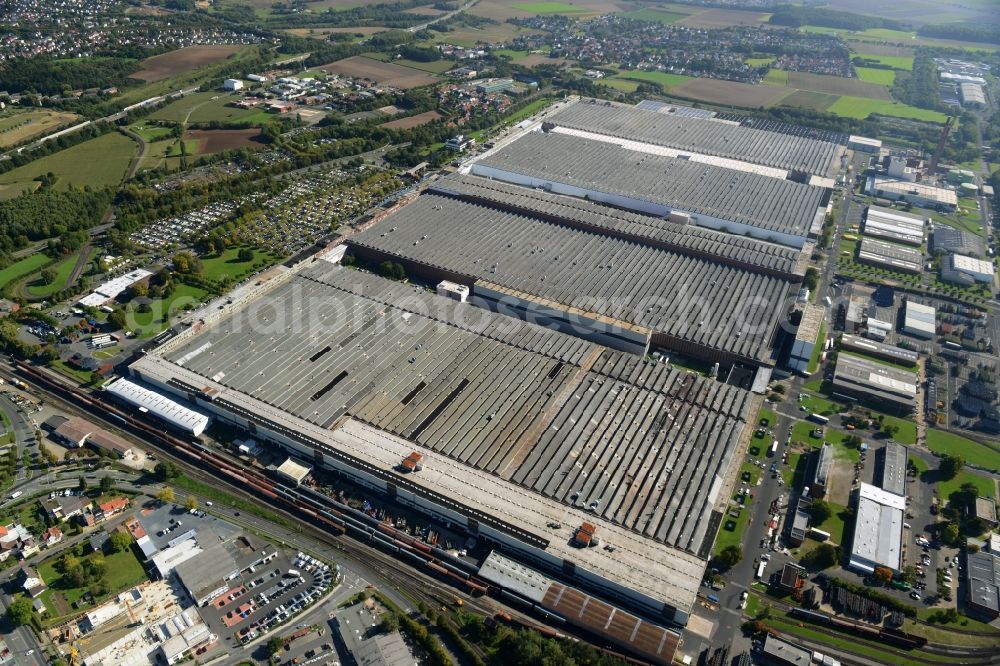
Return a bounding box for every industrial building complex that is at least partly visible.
[102,98,857,658]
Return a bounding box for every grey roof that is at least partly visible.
[763,635,813,665]
[932,226,983,255]
[349,193,795,362]
[474,131,826,239]
[966,551,1000,614]
[431,174,803,277]
[879,441,907,497]
[157,264,753,553]
[173,539,239,599]
[840,334,918,366]
[858,237,923,273]
[813,443,833,487]
[551,99,842,176]
[832,354,918,410]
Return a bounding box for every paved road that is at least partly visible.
[0,391,38,484]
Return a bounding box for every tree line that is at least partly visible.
[768,5,905,31]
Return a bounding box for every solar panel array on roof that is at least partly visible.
[474,131,825,241]
[550,99,842,176]
[349,193,794,363]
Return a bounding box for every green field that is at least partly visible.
[855,54,914,70]
[926,429,1000,472]
[25,249,89,299]
[37,547,147,622]
[166,139,200,157]
[713,501,751,554]
[603,78,640,92]
[938,469,996,501]
[129,123,175,142]
[616,70,693,90]
[619,8,689,24]
[779,90,838,111]
[0,132,136,192]
[512,2,591,14]
[393,58,455,73]
[149,91,263,125]
[0,253,51,292]
[763,69,789,86]
[125,282,211,335]
[825,96,947,121]
[198,246,283,282]
[856,67,896,85]
[745,57,775,67]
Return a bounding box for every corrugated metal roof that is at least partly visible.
[550,99,841,176]
[105,378,210,437]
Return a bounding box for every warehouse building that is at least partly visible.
[78,269,153,308]
[931,226,982,256]
[960,83,986,106]
[965,550,1000,620]
[940,253,996,286]
[877,442,907,497]
[839,335,918,366]
[857,238,923,274]
[470,131,828,248]
[807,443,833,499]
[848,483,904,574]
[787,304,825,375]
[861,206,925,246]
[848,135,882,154]
[902,300,936,339]
[126,262,757,626]
[547,98,843,178]
[761,635,814,666]
[104,377,210,437]
[349,180,796,365]
[866,176,958,211]
[832,354,918,411]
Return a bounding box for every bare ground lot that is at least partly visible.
[848,42,915,57]
[379,110,443,129]
[516,53,573,67]
[133,45,243,82]
[284,26,388,37]
[785,71,892,100]
[672,78,791,107]
[676,8,771,28]
[471,0,624,20]
[184,128,263,154]
[318,56,438,88]
[0,110,79,148]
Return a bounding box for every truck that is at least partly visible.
[9,491,22,500]
[808,413,830,425]
[769,440,779,456]
[755,561,767,580]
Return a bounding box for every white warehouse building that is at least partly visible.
[104,378,210,437]
[848,483,905,574]
[223,78,244,91]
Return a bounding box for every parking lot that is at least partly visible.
[137,502,242,551]
[199,550,337,649]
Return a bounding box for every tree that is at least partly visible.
[717,545,743,569]
[806,499,831,525]
[901,565,917,585]
[6,597,33,626]
[99,476,113,493]
[78,475,87,492]
[939,454,963,480]
[153,461,180,481]
[157,487,175,504]
[238,248,254,262]
[107,309,127,330]
[184,495,198,512]
[803,267,820,291]
[940,521,960,546]
[108,531,133,553]
[873,565,894,585]
[40,267,58,285]
[266,636,285,657]
[881,423,899,438]
[380,613,400,633]
[802,543,839,570]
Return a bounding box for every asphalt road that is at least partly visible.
[0,391,38,484]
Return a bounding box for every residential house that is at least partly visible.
[41,526,63,547]
[16,565,45,597]
[42,494,92,522]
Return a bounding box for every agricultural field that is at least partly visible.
[516,53,573,67]
[817,0,998,27]
[132,44,243,82]
[676,8,771,28]
[601,78,640,92]
[392,58,455,74]
[379,110,444,130]
[855,68,897,85]
[802,25,1000,52]
[0,254,51,293]
[284,26,387,38]
[0,110,80,149]
[853,52,914,70]
[672,77,791,107]
[763,69,789,86]
[184,128,263,154]
[614,70,693,90]
[745,57,775,67]
[0,132,136,193]
[148,91,267,126]
[165,139,200,157]
[471,0,617,20]
[618,8,689,24]
[785,71,892,100]
[511,2,594,14]
[318,56,438,88]
[825,96,947,121]
[779,90,838,111]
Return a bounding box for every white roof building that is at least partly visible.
[104,378,210,437]
[849,483,904,574]
[902,300,936,339]
[867,175,958,210]
[942,254,995,285]
[275,458,311,486]
[78,269,153,308]
[862,206,925,246]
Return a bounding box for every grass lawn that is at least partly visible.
[166,139,200,157]
[616,70,693,90]
[25,248,89,299]
[926,429,1000,473]
[745,57,775,67]
[126,283,211,337]
[798,391,844,416]
[826,96,948,121]
[48,359,97,385]
[938,469,996,501]
[0,253,51,292]
[198,246,282,282]
[783,450,801,486]
[757,407,778,428]
[855,67,896,85]
[879,414,916,445]
[763,69,789,86]
[603,78,640,92]
[915,608,1000,634]
[129,123,175,142]
[0,132,136,191]
[744,592,763,617]
[38,547,147,622]
[814,501,848,543]
[713,501,751,555]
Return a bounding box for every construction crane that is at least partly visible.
[929,116,954,175]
